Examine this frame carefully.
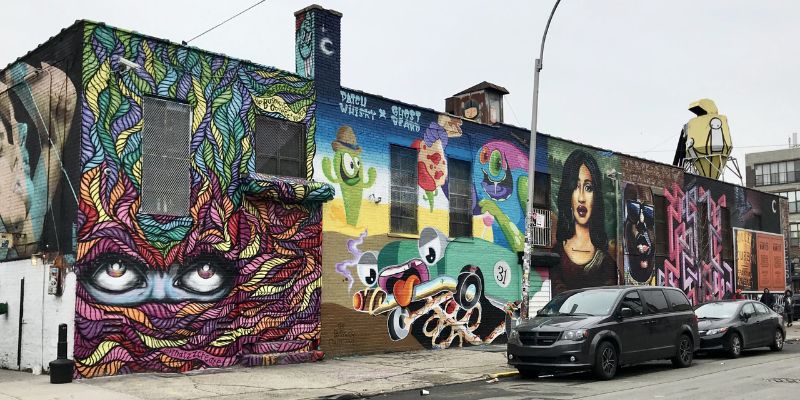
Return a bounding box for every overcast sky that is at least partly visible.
[3,0,798,183]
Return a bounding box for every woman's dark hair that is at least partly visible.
[556,149,608,251]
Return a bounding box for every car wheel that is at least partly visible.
[671,334,693,368]
[516,367,539,379]
[725,332,742,359]
[593,341,618,380]
[387,307,410,341]
[770,329,784,351]
[455,271,483,310]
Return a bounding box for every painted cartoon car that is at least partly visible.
[352,227,525,340]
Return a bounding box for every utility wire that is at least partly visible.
[185,0,267,44]
[637,143,793,154]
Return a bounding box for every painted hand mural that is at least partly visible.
[74,24,331,378]
[349,227,537,348]
[321,125,376,226]
[413,123,449,212]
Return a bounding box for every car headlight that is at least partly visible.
[705,327,729,336]
[508,329,521,344]
[562,329,588,341]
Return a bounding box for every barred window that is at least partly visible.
[140,97,191,216]
[448,158,472,237]
[390,145,417,234]
[254,116,306,178]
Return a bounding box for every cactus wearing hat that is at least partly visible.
[323,126,376,226]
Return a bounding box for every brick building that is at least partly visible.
[0,4,787,377]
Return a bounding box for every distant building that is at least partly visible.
[745,146,800,291]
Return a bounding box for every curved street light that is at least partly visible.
[522,0,562,319]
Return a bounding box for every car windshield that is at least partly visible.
[695,302,739,319]
[537,289,619,317]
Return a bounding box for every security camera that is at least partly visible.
[118,57,141,71]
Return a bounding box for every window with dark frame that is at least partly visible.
[140,96,191,216]
[448,158,472,238]
[532,172,551,208]
[774,190,800,213]
[790,223,800,247]
[755,160,800,186]
[254,116,307,178]
[390,145,418,234]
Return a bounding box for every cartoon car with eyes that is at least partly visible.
[352,227,523,340]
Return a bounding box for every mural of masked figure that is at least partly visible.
[553,150,616,293]
[623,184,655,284]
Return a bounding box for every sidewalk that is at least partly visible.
[0,345,515,400]
[1,326,798,400]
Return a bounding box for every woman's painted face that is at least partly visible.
[571,164,594,226]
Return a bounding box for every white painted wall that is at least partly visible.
[0,258,76,374]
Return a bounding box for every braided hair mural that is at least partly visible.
[74,24,332,377]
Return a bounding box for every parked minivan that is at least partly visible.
[507,286,699,380]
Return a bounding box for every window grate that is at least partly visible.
[140,97,191,216]
[254,116,306,178]
[530,207,552,247]
[390,145,418,234]
[448,158,472,238]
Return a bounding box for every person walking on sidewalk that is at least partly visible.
[733,288,746,300]
[784,290,794,327]
[760,288,776,310]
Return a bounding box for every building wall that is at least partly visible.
[0,26,82,262]
[0,258,76,373]
[72,22,332,378]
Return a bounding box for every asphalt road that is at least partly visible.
[369,341,800,400]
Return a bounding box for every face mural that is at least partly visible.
[74,24,331,377]
[414,122,449,212]
[623,183,655,284]
[0,61,78,260]
[552,149,617,293]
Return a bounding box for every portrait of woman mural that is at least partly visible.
[553,149,616,293]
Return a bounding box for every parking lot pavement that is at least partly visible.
[785,322,800,341]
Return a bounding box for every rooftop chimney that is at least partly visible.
[445,81,509,125]
[295,4,342,101]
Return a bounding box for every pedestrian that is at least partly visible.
[733,288,746,300]
[784,290,794,327]
[760,288,775,310]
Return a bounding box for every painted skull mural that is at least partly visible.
[73,24,331,377]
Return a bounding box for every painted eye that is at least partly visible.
[584,183,594,193]
[418,227,448,266]
[176,263,224,294]
[488,150,503,176]
[356,251,379,287]
[91,259,145,293]
[342,153,357,178]
[354,156,361,169]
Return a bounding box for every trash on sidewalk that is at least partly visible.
[486,377,499,383]
[420,389,430,396]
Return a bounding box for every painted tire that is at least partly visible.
[456,272,483,310]
[387,307,410,341]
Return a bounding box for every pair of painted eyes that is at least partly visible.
[480,148,506,177]
[341,153,362,177]
[356,228,448,287]
[92,259,223,294]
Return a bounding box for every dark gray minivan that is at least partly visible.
[507,286,699,380]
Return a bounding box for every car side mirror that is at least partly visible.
[740,312,752,321]
[619,307,634,319]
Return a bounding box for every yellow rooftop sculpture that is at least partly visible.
[682,99,732,179]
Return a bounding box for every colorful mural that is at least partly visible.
[623,183,655,285]
[549,147,619,294]
[661,182,733,304]
[322,126,375,226]
[0,57,79,261]
[73,23,331,377]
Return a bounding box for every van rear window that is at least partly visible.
[665,289,692,311]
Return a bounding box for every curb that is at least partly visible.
[487,370,519,379]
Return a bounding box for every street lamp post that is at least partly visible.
[521,0,562,320]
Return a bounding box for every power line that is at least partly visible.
[636,143,793,154]
[184,0,267,45]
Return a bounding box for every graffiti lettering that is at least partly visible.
[339,90,376,120]
[391,106,421,132]
[253,95,308,122]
